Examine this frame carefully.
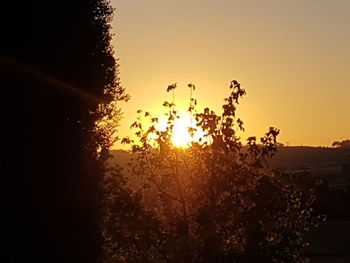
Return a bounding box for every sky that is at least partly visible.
[110,0,349,148]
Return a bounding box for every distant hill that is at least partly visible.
[109,149,133,167]
[111,146,350,173]
[111,146,350,188]
[269,146,350,171]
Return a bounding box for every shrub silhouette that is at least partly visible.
[103,81,323,262]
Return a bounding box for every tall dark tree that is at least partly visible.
[1,1,126,262]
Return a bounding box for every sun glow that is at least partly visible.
[169,115,205,148]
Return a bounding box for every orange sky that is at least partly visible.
[111,0,350,148]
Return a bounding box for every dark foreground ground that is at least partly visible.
[305,220,350,263]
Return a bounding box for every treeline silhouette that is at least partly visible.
[1,1,125,262]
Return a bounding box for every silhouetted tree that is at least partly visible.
[1,1,127,262]
[103,81,324,262]
[332,139,350,149]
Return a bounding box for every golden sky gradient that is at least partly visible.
[111,0,349,148]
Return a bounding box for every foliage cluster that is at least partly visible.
[102,81,324,263]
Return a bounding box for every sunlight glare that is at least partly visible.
[171,115,205,147]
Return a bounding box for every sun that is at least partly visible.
[154,112,206,148]
[170,115,205,147]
